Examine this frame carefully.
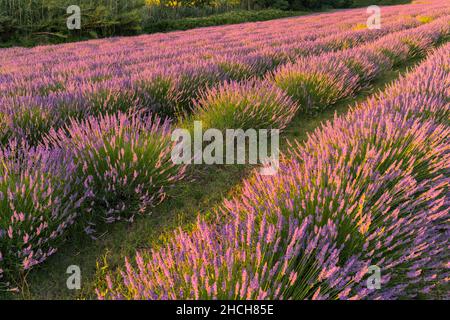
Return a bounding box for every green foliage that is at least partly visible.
[143,9,301,33]
[249,0,355,10]
[0,14,18,41]
[143,2,238,24]
[352,0,410,7]
[273,0,290,10]
[0,0,146,45]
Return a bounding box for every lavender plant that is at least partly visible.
[0,140,90,286]
[272,55,360,114]
[192,80,299,131]
[45,111,185,224]
[96,212,367,300]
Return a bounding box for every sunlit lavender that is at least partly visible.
[0,0,448,300]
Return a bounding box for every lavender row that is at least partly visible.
[1,3,439,75]
[1,14,448,147]
[190,16,449,131]
[0,111,186,287]
[1,3,446,102]
[0,13,444,148]
[271,14,449,115]
[95,42,450,300]
[0,11,429,97]
[3,4,445,93]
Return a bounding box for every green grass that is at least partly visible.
[0,53,426,300]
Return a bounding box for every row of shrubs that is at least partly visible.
[96,39,450,300]
[0,111,185,288]
[189,16,448,131]
[0,12,437,148]
[0,13,446,289]
[108,14,446,120]
[253,0,353,10]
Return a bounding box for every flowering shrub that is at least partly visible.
[134,70,180,117]
[216,56,266,82]
[97,213,366,300]
[192,80,298,131]
[272,55,360,114]
[334,49,392,84]
[174,62,227,116]
[0,140,90,286]
[85,83,141,117]
[46,111,185,223]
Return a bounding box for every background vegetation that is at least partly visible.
[352,0,410,6]
[0,0,146,46]
[0,0,356,47]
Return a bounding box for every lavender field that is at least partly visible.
[0,0,449,300]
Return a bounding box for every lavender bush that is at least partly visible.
[272,55,360,114]
[0,140,90,287]
[45,111,185,224]
[96,213,366,300]
[191,80,299,131]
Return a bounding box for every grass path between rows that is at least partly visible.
[1,55,424,300]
